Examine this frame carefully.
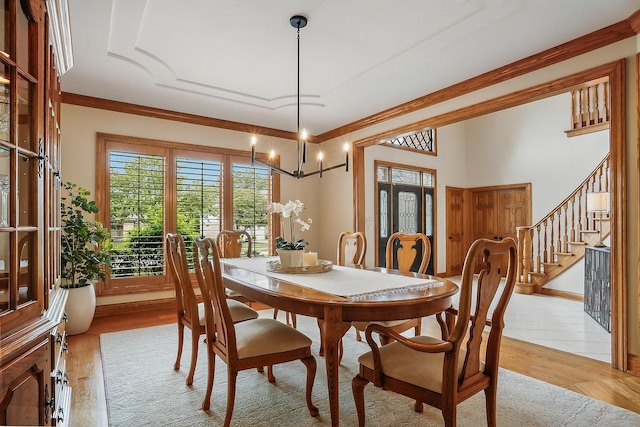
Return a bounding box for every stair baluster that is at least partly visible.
[515,154,610,294]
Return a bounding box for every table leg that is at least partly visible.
[321,306,350,426]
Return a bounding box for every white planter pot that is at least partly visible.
[65,284,97,335]
[277,249,304,268]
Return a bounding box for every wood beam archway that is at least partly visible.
[353,59,627,370]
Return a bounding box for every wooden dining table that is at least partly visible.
[220,257,459,427]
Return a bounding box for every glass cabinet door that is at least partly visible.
[0,0,42,331]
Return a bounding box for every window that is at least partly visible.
[97,134,278,295]
[109,151,165,279]
[231,161,270,256]
[381,128,436,155]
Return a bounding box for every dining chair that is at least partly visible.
[165,233,259,386]
[336,231,367,342]
[193,236,319,425]
[352,237,518,427]
[352,232,431,345]
[337,231,367,268]
[316,231,368,360]
[216,230,257,307]
[216,230,252,258]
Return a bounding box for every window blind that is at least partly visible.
[176,157,222,268]
[109,151,164,278]
[232,163,270,256]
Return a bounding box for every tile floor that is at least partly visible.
[438,276,612,363]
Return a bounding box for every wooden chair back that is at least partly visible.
[449,237,518,386]
[385,232,430,274]
[337,231,367,267]
[165,233,200,328]
[216,230,252,258]
[194,236,237,357]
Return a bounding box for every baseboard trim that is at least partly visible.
[628,353,640,376]
[95,298,176,318]
[539,288,584,302]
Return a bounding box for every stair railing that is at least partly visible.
[516,154,610,292]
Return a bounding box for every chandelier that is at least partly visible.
[250,15,349,179]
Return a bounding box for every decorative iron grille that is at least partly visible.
[383,128,435,152]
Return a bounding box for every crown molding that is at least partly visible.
[316,14,638,142]
[61,92,302,142]
[62,10,639,144]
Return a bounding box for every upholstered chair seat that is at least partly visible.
[234,318,313,359]
[358,335,483,393]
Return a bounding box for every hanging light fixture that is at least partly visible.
[250,15,349,179]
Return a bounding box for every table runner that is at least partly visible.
[221,257,442,298]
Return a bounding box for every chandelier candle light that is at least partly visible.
[250,15,349,179]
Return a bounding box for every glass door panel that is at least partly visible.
[424,187,435,274]
[0,145,8,227]
[390,184,425,273]
[0,231,8,312]
[0,1,8,55]
[17,76,31,150]
[0,63,8,143]
[17,230,34,304]
[18,153,34,226]
[15,0,29,68]
[377,182,391,266]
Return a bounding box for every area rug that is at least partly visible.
[100,310,639,426]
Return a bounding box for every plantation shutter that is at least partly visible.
[176,158,222,267]
[232,163,270,256]
[109,151,165,278]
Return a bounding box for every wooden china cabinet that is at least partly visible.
[0,0,71,425]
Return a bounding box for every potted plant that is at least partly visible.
[61,181,110,335]
[266,200,311,267]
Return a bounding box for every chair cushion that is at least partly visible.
[228,299,260,322]
[358,335,484,393]
[197,300,259,326]
[234,318,312,359]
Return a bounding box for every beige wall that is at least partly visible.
[61,36,638,355]
[314,37,638,355]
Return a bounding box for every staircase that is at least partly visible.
[515,154,610,295]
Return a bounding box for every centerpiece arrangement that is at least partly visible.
[266,199,311,267]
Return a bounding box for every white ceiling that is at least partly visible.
[61,0,640,136]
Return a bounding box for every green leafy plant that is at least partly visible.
[266,200,311,250]
[61,182,111,288]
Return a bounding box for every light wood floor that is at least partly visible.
[66,308,640,427]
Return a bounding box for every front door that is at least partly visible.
[376,164,435,275]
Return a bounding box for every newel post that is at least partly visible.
[515,226,535,295]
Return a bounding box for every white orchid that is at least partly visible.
[266,200,311,250]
